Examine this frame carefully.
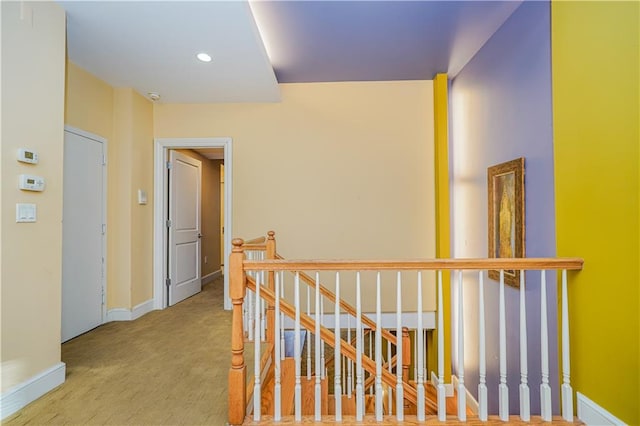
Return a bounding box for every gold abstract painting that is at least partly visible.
[488,157,525,286]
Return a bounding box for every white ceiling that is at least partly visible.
[59,1,521,104]
[60,0,281,103]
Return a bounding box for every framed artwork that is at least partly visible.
[488,157,525,286]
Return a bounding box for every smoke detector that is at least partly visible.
[148,92,161,102]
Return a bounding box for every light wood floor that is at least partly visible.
[5,278,238,425]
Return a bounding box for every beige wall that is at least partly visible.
[65,62,113,141]
[128,91,154,307]
[65,65,154,310]
[1,1,66,391]
[176,150,223,278]
[154,81,436,311]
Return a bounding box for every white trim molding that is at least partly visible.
[577,392,627,425]
[0,362,66,420]
[106,299,154,322]
[430,370,454,397]
[452,374,479,414]
[154,138,233,312]
[202,269,223,285]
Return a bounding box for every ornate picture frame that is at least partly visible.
[488,157,525,286]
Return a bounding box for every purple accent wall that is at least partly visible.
[449,2,559,415]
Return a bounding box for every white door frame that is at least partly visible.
[63,124,108,324]
[154,137,233,310]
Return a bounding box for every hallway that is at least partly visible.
[6,279,232,425]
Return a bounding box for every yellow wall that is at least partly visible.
[429,73,452,381]
[552,1,639,423]
[129,90,154,307]
[65,62,113,141]
[0,1,66,391]
[65,65,154,310]
[155,81,436,311]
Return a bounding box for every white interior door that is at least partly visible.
[62,129,105,342]
[169,150,202,305]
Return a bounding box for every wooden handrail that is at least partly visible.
[245,257,584,271]
[247,275,438,414]
[242,243,267,250]
[277,254,398,347]
[243,236,267,245]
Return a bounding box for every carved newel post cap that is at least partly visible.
[232,238,244,252]
[267,230,275,239]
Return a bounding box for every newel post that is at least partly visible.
[266,231,276,346]
[228,238,246,426]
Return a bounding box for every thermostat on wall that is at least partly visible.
[19,174,45,192]
[17,148,39,164]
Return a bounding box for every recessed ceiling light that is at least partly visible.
[196,52,212,62]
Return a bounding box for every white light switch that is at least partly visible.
[16,203,36,222]
[137,189,147,205]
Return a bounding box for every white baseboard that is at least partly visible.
[451,374,479,414]
[0,362,66,420]
[106,308,132,321]
[577,392,626,425]
[430,370,454,397]
[202,269,222,285]
[107,298,154,322]
[132,299,154,320]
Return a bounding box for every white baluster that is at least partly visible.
[396,271,404,422]
[478,271,488,421]
[437,270,446,421]
[261,270,266,342]
[347,316,353,398]
[387,337,393,416]
[499,270,509,421]
[280,271,285,360]
[248,288,254,341]
[334,272,342,421]
[253,273,262,421]
[561,269,574,421]
[307,284,311,380]
[416,271,425,421]
[274,271,281,421]
[519,270,530,421]
[321,296,326,380]
[294,272,302,421]
[369,326,373,396]
[355,272,363,421]
[314,272,321,421]
[457,270,466,421]
[375,272,383,421]
[540,270,552,421]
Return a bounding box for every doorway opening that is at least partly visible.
[154,138,233,311]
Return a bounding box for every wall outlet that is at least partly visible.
[204,256,208,264]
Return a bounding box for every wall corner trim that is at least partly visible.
[577,392,627,426]
[0,362,66,420]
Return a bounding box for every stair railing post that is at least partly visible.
[228,238,247,426]
[266,231,276,350]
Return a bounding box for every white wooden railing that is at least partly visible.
[229,233,583,425]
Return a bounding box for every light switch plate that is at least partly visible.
[16,203,36,222]
[138,189,147,205]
